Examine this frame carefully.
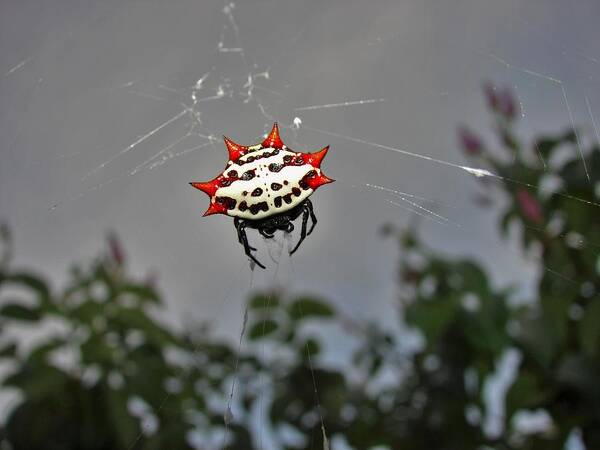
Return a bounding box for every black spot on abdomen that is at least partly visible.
[268,163,283,173]
[216,196,237,210]
[241,170,255,181]
[271,183,282,191]
[249,201,269,215]
[251,187,263,197]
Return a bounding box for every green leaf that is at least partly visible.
[0,342,17,358]
[105,386,139,448]
[0,303,41,321]
[27,338,65,363]
[248,319,278,340]
[249,293,280,309]
[556,354,599,395]
[7,273,53,310]
[4,364,67,399]
[540,296,569,354]
[70,301,104,323]
[289,297,334,320]
[406,296,459,346]
[112,307,177,346]
[535,130,576,160]
[120,284,160,304]
[80,337,114,365]
[505,372,547,417]
[579,298,600,358]
[302,338,321,357]
[456,261,489,297]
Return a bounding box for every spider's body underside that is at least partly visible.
[190,123,333,268]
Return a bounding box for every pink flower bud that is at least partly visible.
[483,81,499,111]
[458,126,483,156]
[498,88,517,120]
[516,189,543,224]
[107,231,125,266]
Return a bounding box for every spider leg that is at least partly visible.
[234,218,256,251]
[290,203,310,255]
[285,222,294,233]
[259,228,275,239]
[235,220,265,269]
[306,199,317,235]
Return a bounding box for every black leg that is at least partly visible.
[285,222,294,233]
[290,204,310,255]
[235,220,265,269]
[306,199,317,235]
[259,228,275,239]
[235,218,255,251]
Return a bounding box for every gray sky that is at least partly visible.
[1,0,599,338]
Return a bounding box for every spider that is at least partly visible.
[190,123,334,269]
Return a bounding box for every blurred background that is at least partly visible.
[1,0,599,449]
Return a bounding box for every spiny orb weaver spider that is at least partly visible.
[190,123,334,269]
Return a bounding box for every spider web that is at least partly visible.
[1,0,600,448]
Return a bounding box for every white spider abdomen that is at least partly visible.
[190,123,333,220]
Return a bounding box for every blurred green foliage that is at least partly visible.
[0,231,257,449]
[0,85,599,449]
